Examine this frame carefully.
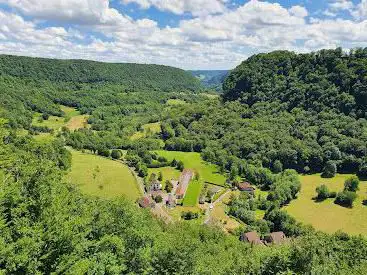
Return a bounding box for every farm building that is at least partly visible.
[238,182,255,194]
[240,231,263,245]
[175,169,194,199]
[138,196,155,209]
[265,232,287,245]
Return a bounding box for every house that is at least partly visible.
[176,169,194,199]
[240,231,263,245]
[138,196,155,208]
[238,182,255,194]
[265,232,287,245]
[149,179,162,192]
[166,193,176,209]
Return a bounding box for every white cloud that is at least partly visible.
[1,0,128,25]
[0,0,367,70]
[122,0,228,16]
[352,0,367,20]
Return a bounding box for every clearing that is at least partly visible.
[166,99,186,105]
[285,173,367,235]
[131,122,161,140]
[154,151,226,186]
[65,150,141,200]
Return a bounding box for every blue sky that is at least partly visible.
[0,0,366,69]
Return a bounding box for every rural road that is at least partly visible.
[203,190,230,224]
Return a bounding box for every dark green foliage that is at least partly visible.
[0,54,201,92]
[315,184,331,201]
[181,211,199,220]
[165,180,173,193]
[98,148,111,158]
[322,161,337,178]
[223,48,367,117]
[335,191,357,208]
[177,160,184,171]
[344,176,360,192]
[111,149,122,160]
[154,195,163,203]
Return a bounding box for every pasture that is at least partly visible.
[154,151,226,187]
[65,150,141,200]
[183,180,203,206]
[285,174,367,235]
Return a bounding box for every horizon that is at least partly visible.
[0,0,367,70]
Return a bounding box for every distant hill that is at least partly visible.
[223,48,367,117]
[190,70,228,91]
[0,55,202,92]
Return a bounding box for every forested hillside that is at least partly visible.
[223,48,367,117]
[0,55,201,91]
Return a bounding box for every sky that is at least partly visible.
[0,0,366,70]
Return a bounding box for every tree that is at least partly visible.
[111,149,122,159]
[358,161,367,179]
[322,161,337,178]
[171,158,178,167]
[165,180,173,193]
[315,184,330,201]
[177,160,184,171]
[335,191,357,208]
[158,171,163,181]
[98,148,111,158]
[154,195,163,203]
[272,160,283,173]
[344,176,360,192]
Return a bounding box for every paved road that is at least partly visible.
[203,190,230,224]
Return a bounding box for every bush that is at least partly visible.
[98,149,111,157]
[154,195,163,203]
[335,191,357,208]
[177,160,184,171]
[315,184,330,201]
[181,211,199,220]
[344,176,360,192]
[165,180,173,193]
[321,161,337,178]
[111,149,122,160]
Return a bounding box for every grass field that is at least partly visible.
[65,150,141,200]
[32,106,88,132]
[183,180,203,206]
[131,122,161,140]
[166,99,186,105]
[285,174,367,235]
[154,151,226,186]
[148,166,181,189]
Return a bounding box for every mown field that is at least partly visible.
[183,180,203,206]
[154,151,226,186]
[65,150,141,200]
[285,174,367,235]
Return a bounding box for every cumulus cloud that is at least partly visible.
[122,0,228,16]
[0,0,367,69]
[352,0,367,20]
[1,0,128,25]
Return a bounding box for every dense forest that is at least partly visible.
[1,50,367,273]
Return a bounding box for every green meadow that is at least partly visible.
[285,174,367,235]
[131,122,161,140]
[183,180,203,207]
[66,150,141,200]
[154,151,226,187]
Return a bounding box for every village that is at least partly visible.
[137,168,287,246]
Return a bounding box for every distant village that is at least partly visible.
[137,168,287,246]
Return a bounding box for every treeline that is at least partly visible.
[223,48,367,117]
[2,124,367,274]
[0,54,202,92]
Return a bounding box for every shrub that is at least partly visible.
[154,195,163,203]
[315,184,330,201]
[177,160,184,171]
[165,180,173,193]
[98,149,111,157]
[321,161,337,178]
[181,211,199,220]
[335,191,357,208]
[111,149,122,160]
[344,176,360,192]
